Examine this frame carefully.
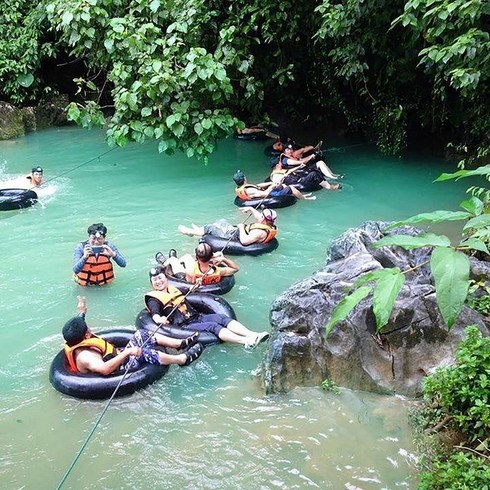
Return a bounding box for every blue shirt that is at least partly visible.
[73,240,126,274]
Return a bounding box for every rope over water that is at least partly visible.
[42,147,117,187]
[55,283,200,489]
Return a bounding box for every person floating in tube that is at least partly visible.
[63,296,203,375]
[178,208,278,246]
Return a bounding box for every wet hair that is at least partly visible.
[195,242,213,262]
[233,170,245,186]
[32,166,43,173]
[87,223,107,236]
[62,316,88,346]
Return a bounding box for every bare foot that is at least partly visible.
[178,225,193,236]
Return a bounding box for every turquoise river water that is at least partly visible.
[0,128,471,489]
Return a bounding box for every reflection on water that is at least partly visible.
[0,128,469,489]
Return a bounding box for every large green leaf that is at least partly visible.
[17,73,34,88]
[387,210,471,229]
[373,269,405,332]
[353,269,386,288]
[459,238,489,255]
[435,165,490,182]
[463,214,490,231]
[459,196,484,216]
[374,233,451,250]
[430,247,470,329]
[325,286,372,337]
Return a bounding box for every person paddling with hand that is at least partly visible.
[62,296,204,375]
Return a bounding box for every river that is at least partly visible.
[0,127,469,489]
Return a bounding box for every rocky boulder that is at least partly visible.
[0,102,25,139]
[0,96,70,140]
[34,94,69,129]
[261,221,489,397]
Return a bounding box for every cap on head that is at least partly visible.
[284,144,293,151]
[262,208,277,223]
[62,316,88,346]
[32,166,43,174]
[195,242,213,262]
[87,223,107,237]
[233,170,245,186]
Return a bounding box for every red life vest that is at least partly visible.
[75,252,114,286]
[64,335,118,374]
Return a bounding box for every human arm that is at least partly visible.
[76,347,141,375]
[255,181,275,190]
[282,153,315,168]
[236,224,265,245]
[146,297,171,325]
[210,252,239,276]
[240,206,263,221]
[73,242,92,273]
[102,242,126,268]
[77,296,87,316]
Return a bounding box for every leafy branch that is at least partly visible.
[326,165,490,336]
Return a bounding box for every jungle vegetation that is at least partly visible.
[0,0,488,161]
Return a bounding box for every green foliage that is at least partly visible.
[395,0,490,94]
[418,451,490,490]
[430,247,470,328]
[326,165,490,334]
[43,0,309,159]
[325,286,371,336]
[466,279,490,317]
[424,326,490,442]
[321,378,341,394]
[1,0,488,160]
[0,0,55,103]
[313,0,490,154]
[416,325,490,489]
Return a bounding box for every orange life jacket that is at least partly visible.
[235,184,260,201]
[75,251,114,286]
[193,261,221,284]
[243,223,277,243]
[64,335,118,374]
[144,287,193,321]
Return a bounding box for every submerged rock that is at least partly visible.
[261,221,489,397]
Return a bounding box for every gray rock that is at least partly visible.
[0,101,25,139]
[34,95,69,129]
[22,107,37,132]
[0,96,70,141]
[261,221,489,397]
